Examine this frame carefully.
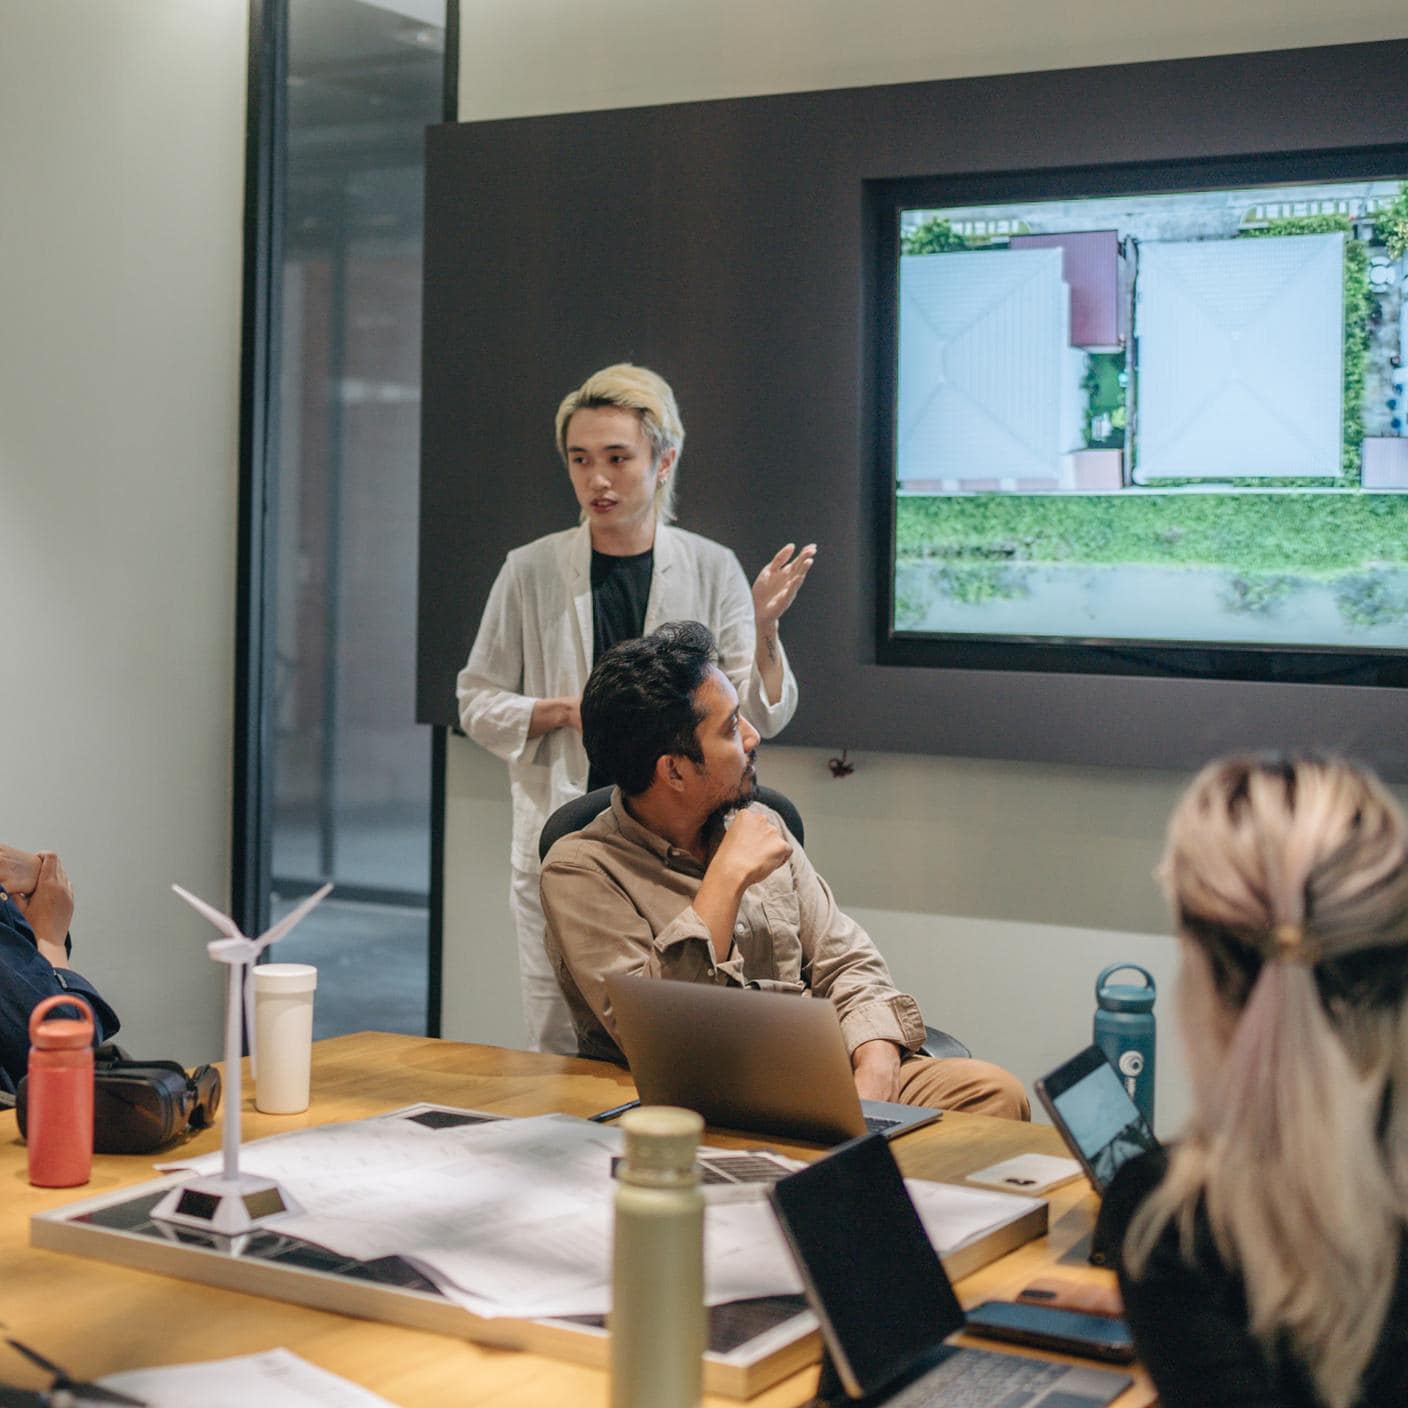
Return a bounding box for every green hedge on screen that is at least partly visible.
[895,492,1408,574]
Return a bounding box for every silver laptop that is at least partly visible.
[604,974,941,1144]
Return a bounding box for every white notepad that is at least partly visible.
[964,1152,1084,1195]
[99,1348,396,1407]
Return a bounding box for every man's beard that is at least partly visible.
[703,752,758,838]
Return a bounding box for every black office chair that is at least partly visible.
[538,783,805,860]
[537,783,970,1061]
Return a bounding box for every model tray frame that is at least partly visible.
[30,1105,1047,1400]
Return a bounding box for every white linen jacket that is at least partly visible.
[456,522,799,871]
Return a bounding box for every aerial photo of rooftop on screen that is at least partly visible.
[892,176,1408,651]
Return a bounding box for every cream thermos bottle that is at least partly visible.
[610,1105,706,1408]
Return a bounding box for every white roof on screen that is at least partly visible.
[1135,233,1345,478]
[898,248,1079,484]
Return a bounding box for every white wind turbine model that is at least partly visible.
[151,882,333,1237]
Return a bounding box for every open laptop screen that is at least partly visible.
[1035,1046,1161,1194]
[770,1132,963,1397]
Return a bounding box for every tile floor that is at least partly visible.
[268,897,429,1040]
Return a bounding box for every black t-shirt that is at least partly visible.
[1108,1150,1408,1407]
[587,547,654,791]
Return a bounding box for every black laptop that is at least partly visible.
[769,1134,1133,1406]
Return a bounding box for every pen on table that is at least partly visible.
[588,1099,641,1123]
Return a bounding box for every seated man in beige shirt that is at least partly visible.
[539,621,1029,1119]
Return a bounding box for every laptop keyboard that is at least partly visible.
[881,1348,1076,1408]
[864,1114,902,1135]
[697,1153,793,1185]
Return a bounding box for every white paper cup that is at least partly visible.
[253,963,317,1114]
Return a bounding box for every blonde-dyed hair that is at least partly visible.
[554,364,684,524]
[1127,754,1408,1408]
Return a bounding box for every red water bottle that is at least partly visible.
[26,993,95,1188]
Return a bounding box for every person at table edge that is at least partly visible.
[1,843,119,1096]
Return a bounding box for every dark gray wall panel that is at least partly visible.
[419,39,1408,778]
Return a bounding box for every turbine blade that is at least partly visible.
[170,884,244,941]
[4,1338,65,1378]
[255,882,333,950]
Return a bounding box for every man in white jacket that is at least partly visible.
[457,364,815,1052]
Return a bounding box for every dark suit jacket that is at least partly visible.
[0,893,119,1096]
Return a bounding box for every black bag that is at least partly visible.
[17,1046,221,1154]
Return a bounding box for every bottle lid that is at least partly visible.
[619,1106,703,1184]
[29,993,95,1048]
[31,1018,93,1051]
[254,963,318,994]
[1095,963,1156,1012]
[1098,985,1156,1013]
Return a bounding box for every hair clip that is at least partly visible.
[1272,923,1316,963]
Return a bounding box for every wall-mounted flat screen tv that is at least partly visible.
[874,152,1408,686]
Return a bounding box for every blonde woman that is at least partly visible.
[457,364,815,1054]
[1110,754,1408,1408]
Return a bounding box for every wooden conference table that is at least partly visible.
[2,1033,1155,1406]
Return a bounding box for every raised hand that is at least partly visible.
[752,543,817,632]
[711,808,793,892]
[693,808,794,960]
[14,851,75,946]
[0,844,42,898]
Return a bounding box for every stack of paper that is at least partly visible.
[161,1107,1042,1320]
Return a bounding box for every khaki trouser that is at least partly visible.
[897,1055,1031,1121]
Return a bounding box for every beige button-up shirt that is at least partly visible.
[540,792,927,1065]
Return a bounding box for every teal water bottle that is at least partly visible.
[1094,964,1156,1127]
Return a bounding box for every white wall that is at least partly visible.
[0,1,248,1062]
[443,0,1408,1136]
[458,0,1408,120]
